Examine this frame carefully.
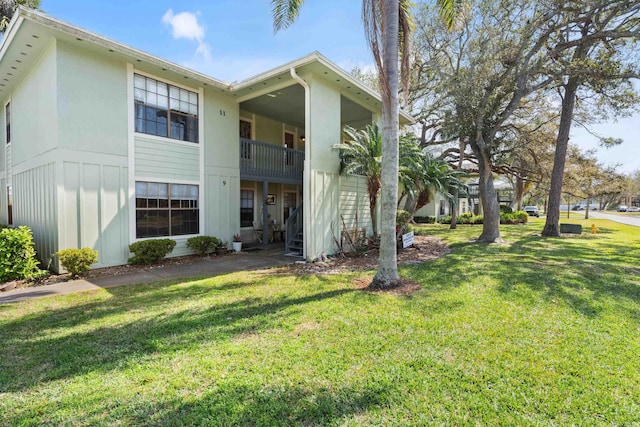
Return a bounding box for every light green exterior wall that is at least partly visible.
[55,41,130,268]
[3,41,59,263]
[135,136,200,181]
[57,42,128,156]
[306,75,342,258]
[340,175,373,236]
[202,86,240,246]
[11,41,58,166]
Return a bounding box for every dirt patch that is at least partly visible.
[353,276,422,295]
[11,252,238,289]
[287,235,449,275]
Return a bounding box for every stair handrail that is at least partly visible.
[285,202,304,254]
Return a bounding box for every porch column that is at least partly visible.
[263,180,269,246]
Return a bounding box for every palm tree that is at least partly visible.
[271,0,461,288]
[338,124,422,237]
[1,1,40,32]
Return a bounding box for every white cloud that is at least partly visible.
[162,9,211,61]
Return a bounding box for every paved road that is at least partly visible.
[588,211,640,227]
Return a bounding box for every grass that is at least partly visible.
[1,218,639,426]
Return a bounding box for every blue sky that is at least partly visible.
[40,1,640,173]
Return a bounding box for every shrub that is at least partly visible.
[396,210,412,235]
[0,226,41,282]
[413,216,436,224]
[439,215,453,224]
[499,205,513,214]
[186,236,220,255]
[57,248,98,277]
[513,210,529,223]
[499,211,528,224]
[473,215,484,224]
[128,239,176,265]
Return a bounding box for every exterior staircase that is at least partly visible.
[285,203,303,257]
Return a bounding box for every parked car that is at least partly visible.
[524,206,540,217]
[628,206,639,212]
[618,205,628,212]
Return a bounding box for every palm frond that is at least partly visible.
[271,0,306,32]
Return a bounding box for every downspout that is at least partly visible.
[290,67,311,260]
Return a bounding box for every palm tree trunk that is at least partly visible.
[372,0,400,288]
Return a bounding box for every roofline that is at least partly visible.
[10,7,415,123]
[232,51,414,123]
[17,7,231,91]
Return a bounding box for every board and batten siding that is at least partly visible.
[339,175,373,236]
[308,170,340,259]
[61,161,129,268]
[12,163,57,264]
[134,136,200,182]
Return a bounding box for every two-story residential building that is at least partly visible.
[0,8,412,271]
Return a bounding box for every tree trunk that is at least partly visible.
[514,176,524,211]
[449,140,464,229]
[542,77,580,237]
[472,140,502,243]
[372,0,400,288]
[585,199,590,220]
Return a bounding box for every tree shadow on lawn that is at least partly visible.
[0,280,355,393]
[405,233,640,319]
[3,380,389,427]
[498,235,640,318]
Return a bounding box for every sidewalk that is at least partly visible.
[0,248,295,304]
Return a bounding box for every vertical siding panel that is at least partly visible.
[102,165,122,265]
[63,161,80,249]
[82,164,101,250]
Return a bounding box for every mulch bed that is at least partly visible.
[2,236,449,294]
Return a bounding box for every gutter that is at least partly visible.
[290,67,311,260]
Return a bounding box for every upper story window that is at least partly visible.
[5,102,10,144]
[134,74,198,143]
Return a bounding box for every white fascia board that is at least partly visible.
[17,7,231,92]
[232,51,415,124]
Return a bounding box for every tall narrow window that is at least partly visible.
[134,74,198,143]
[135,181,199,238]
[5,102,10,144]
[240,190,254,227]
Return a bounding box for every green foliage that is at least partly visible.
[0,226,41,282]
[0,1,40,33]
[500,211,529,224]
[128,239,176,265]
[57,248,98,278]
[396,210,412,235]
[499,205,513,214]
[4,220,640,425]
[439,215,454,224]
[413,216,436,224]
[186,236,221,255]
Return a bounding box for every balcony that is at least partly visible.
[240,137,304,184]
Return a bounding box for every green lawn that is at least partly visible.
[1,218,639,426]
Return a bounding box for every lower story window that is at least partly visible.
[240,189,254,228]
[135,181,199,238]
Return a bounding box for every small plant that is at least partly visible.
[396,210,412,237]
[413,216,436,224]
[186,236,220,255]
[128,239,176,265]
[233,233,242,242]
[57,248,98,277]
